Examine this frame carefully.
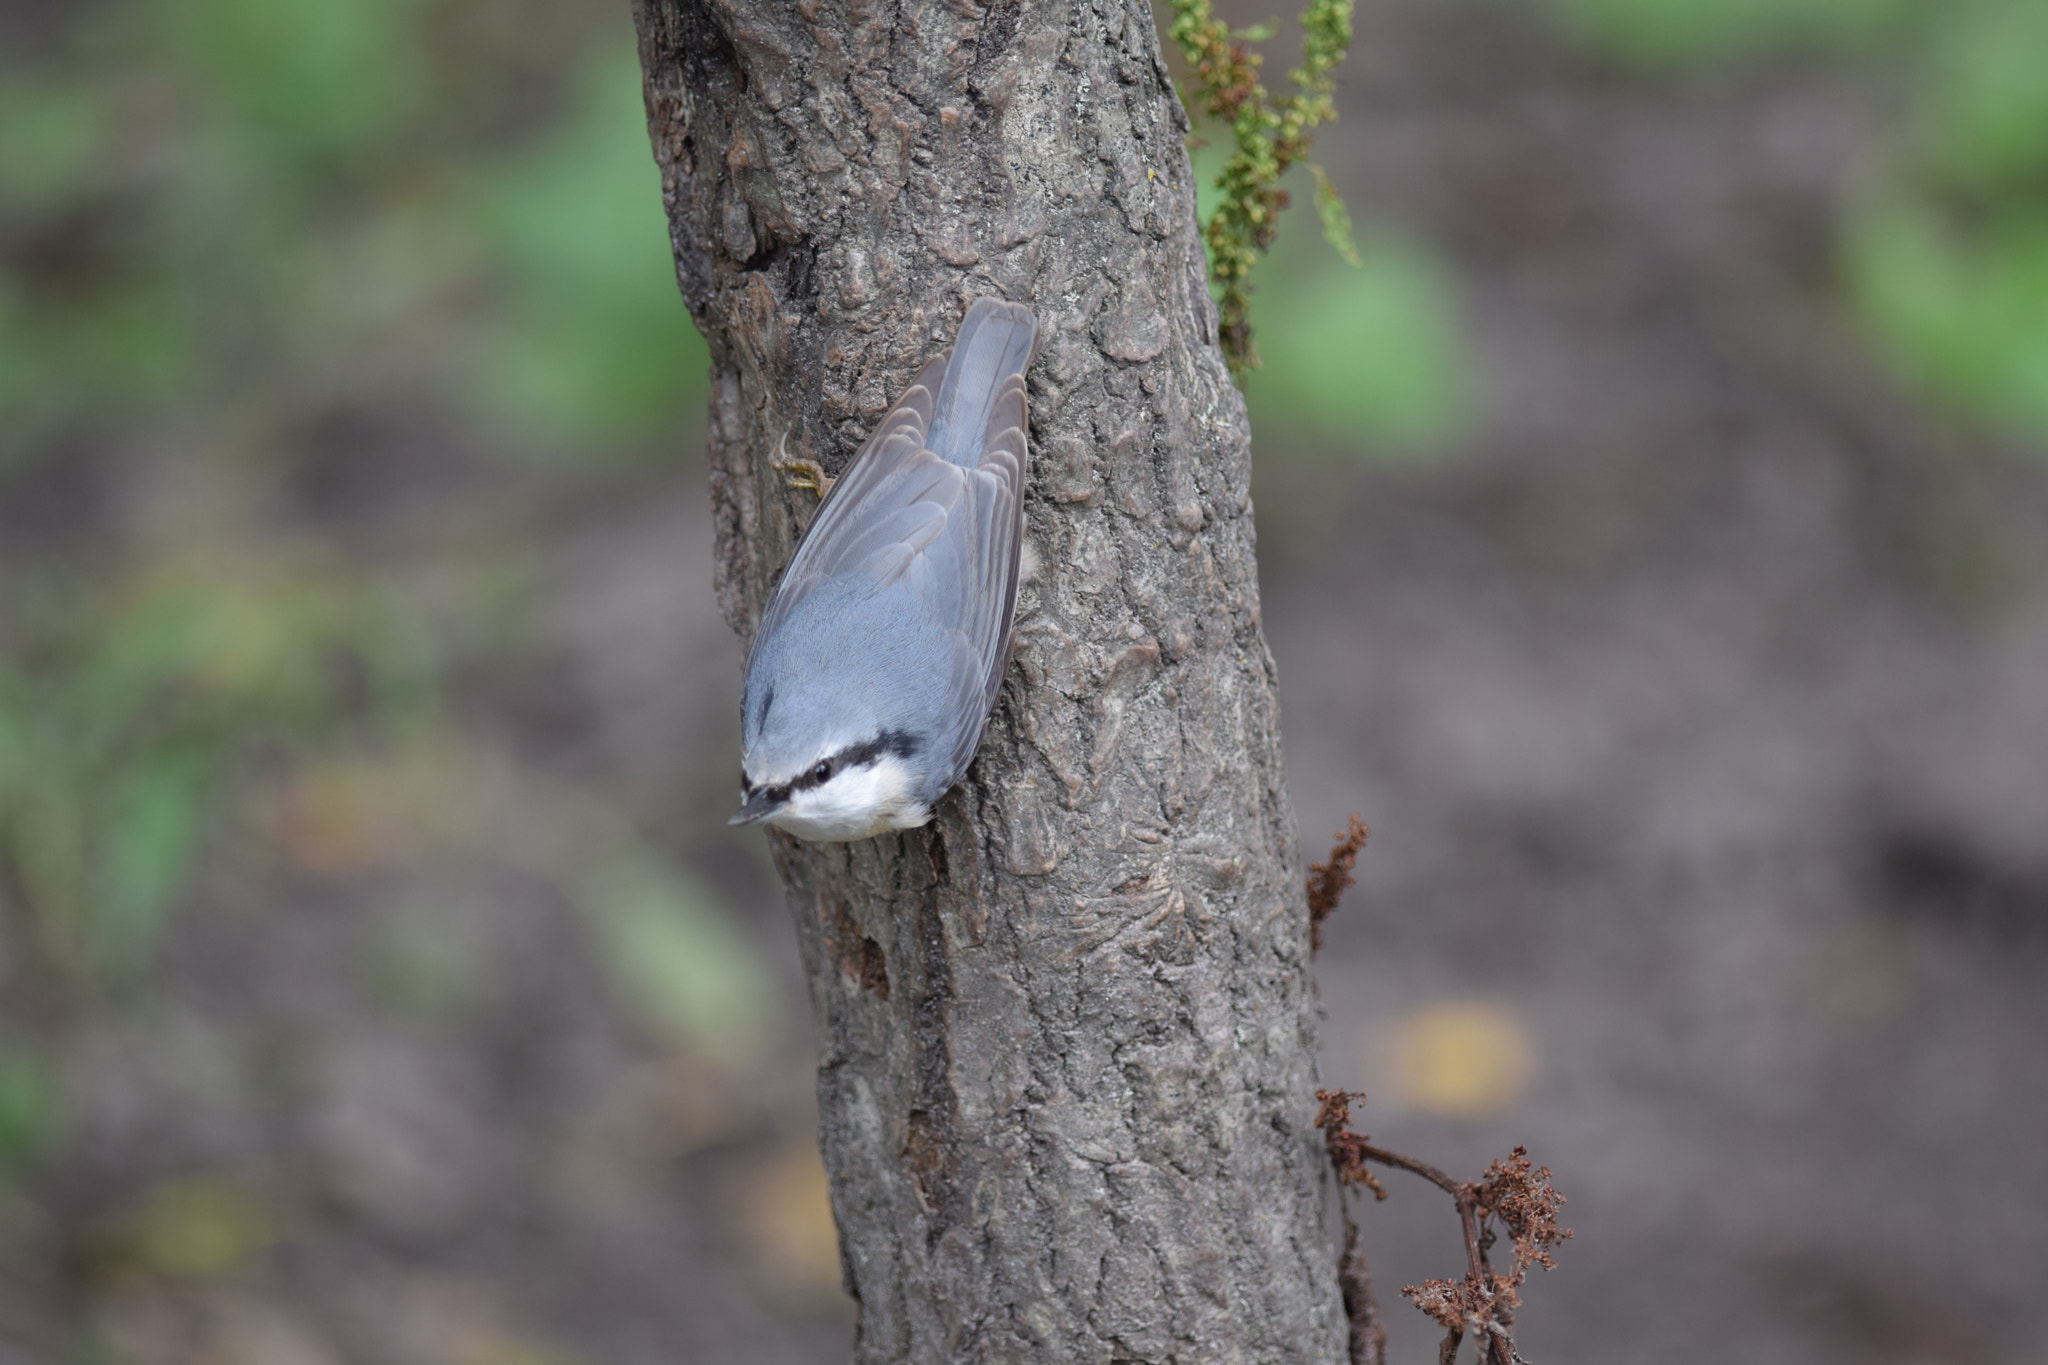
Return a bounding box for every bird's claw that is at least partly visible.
[769,433,834,499]
[774,456,834,499]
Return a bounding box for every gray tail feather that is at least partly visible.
[926,298,1037,466]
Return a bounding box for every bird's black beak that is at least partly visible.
[728,788,786,827]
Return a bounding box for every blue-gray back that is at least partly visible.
[742,297,1038,799]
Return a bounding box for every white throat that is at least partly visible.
[765,754,932,841]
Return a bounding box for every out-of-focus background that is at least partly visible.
[2,0,2045,1360]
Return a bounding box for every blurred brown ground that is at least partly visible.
[3,0,2046,1362]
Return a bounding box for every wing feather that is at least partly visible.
[749,301,1035,800]
[933,367,1031,786]
[755,355,946,642]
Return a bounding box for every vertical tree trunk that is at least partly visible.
[634,2,1342,1359]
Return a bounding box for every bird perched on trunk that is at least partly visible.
[730,297,1038,841]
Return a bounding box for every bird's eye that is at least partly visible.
[811,761,832,783]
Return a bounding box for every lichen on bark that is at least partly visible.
[634,1,1343,1359]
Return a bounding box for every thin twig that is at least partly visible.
[1335,1190,1386,1365]
[1353,1140,1459,1197]
[1307,816,1569,1364]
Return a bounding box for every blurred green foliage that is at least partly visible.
[1169,0,1359,371]
[1244,220,1469,457]
[174,0,428,165]
[0,1047,60,1175]
[0,73,109,214]
[1910,0,2048,191]
[0,3,776,1266]
[1547,0,1913,68]
[0,2,706,458]
[1846,200,2048,439]
[474,44,711,448]
[1189,145,1471,459]
[1545,0,2048,452]
[0,0,723,996]
[1844,0,2048,445]
[0,68,191,445]
[579,852,775,1063]
[0,565,435,986]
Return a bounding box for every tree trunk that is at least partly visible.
[634,2,1342,1360]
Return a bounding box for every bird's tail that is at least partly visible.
[926,297,1037,467]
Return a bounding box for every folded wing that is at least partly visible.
[754,299,1036,794]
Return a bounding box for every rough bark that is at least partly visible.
[633,2,1342,1360]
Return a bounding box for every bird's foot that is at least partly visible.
[770,435,834,500]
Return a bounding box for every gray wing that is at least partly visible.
[754,304,1033,792]
[754,353,949,648]
[938,366,1028,786]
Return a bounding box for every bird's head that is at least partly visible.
[731,728,933,841]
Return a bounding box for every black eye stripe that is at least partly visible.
[787,730,925,793]
[834,730,923,770]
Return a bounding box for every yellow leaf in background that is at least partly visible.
[458,1335,581,1365]
[121,1177,273,1280]
[186,582,286,695]
[1388,1001,1532,1117]
[737,1145,845,1302]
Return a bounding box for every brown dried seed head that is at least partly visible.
[1306,815,1369,950]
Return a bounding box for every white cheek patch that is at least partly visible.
[772,755,931,841]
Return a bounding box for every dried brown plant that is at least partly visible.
[1309,817,1572,1364]
[1306,814,1369,952]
